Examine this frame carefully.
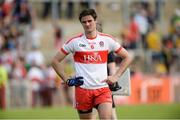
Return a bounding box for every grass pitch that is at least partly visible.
[0,104,180,119]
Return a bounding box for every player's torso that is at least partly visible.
[72,34,110,89]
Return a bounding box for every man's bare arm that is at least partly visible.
[107,48,133,84]
[115,48,133,77]
[107,62,116,76]
[51,50,69,82]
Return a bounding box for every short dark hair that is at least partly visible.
[79,9,97,22]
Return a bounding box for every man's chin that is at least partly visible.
[85,30,92,34]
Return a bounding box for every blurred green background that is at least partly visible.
[1,104,180,119]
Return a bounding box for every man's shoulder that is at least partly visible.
[65,33,84,44]
[98,32,116,40]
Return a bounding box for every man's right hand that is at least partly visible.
[66,76,84,87]
[109,82,121,91]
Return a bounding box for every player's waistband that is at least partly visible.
[78,84,109,90]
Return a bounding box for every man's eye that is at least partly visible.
[82,20,92,24]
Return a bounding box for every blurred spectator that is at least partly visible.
[25,46,45,67]
[140,0,156,27]
[0,0,12,28]
[39,64,56,106]
[0,0,13,18]
[11,56,26,80]
[0,49,17,76]
[146,24,165,73]
[161,36,174,74]
[10,57,28,108]
[163,9,180,74]
[28,23,42,49]
[41,1,51,19]
[27,64,44,107]
[169,9,180,35]
[146,4,156,29]
[172,15,180,49]
[146,25,162,52]
[12,0,33,25]
[11,0,36,52]
[140,0,150,11]
[121,14,140,49]
[8,24,21,50]
[0,59,8,110]
[134,8,149,49]
[53,23,63,50]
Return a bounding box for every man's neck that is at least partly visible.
[85,30,97,39]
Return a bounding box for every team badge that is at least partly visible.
[90,45,94,49]
[99,41,104,47]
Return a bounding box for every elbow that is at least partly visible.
[128,52,134,65]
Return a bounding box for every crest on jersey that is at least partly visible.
[99,41,104,47]
[90,45,94,49]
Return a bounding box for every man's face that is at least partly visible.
[80,15,97,34]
